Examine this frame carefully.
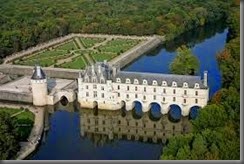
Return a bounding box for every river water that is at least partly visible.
[30,23,228,160]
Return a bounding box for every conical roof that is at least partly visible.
[31,65,46,80]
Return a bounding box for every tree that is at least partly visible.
[170,45,199,75]
[0,112,20,160]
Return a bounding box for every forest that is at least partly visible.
[161,1,240,160]
[0,0,234,60]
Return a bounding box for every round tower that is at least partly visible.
[31,65,48,106]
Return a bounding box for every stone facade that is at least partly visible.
[78,61,209,116]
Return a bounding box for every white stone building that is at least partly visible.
[77,61,209,116]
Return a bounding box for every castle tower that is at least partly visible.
[31,65,48,106]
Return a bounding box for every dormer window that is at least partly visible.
[134,79,139,85]
[172,81,177,87]
[162,81,167,86]
[100,78,105,83]
[126,78,131,84]
[116,78,121,83]
[143,79,148,85]
[152,80,158,86]
[183,82,188,88]
[194,83,200,88]
[92,77,97,83]
[85,77,89,83]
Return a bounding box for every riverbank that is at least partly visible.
[0,102,45,160]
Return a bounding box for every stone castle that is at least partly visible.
[77,61,209,116]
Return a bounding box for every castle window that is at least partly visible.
[184,90,187,95]
[163,97,165,102]
[172,81,177,87]
[94,91,97,98]
[195,91,198,96]
[86,92,89,97]
[135,94,138,98]
[127,86,130,91]
[144,87,146,92]
[162,81,167,86]
[163,88,166,94]
[134,79,139,84]
[126,78,131,84]
[173,97,176,102]
[194,83,200,88]
[183,82,188,88]
[86,85,89,89]
[143,79,148,85]
[144,95,146,100]
[118,85,120,90]
[184,99,186,104]
[135,86,138,91]
[154,95,156,100]
[93,84,97,89]
[154,88,156,92]
[101,93,104,98]
[173,89,176,94]
[101,86,104,90]
[118,93,120,97]
[126,94,129,99]
[195,99,198,104]
[152,80,158,86]
[116,78,121,83]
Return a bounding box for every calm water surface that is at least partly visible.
[30,23,228,160]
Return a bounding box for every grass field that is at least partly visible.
[97,39,140,53]
[55,41,78,51]
[90,52,118,62]
[80,37,105,48]
[59,55,87,69]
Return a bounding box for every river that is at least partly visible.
[30,22,228,160]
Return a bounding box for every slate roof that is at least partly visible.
[31,65,46,80]
[113,71,206,89]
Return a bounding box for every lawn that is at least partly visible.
[0,107,21,115]
[97,39,140,54]
[59,56,87,69]
[55,41,78,51]
[14,50,73,67]
[90,52,118,62]
[80,37,105,48]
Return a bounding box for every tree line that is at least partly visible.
[0,0,234,61]
[161,0,240,160]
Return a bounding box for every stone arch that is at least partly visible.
[148,102,162,120]
[189,105,201,120]
[132,100,143,119]
[168,104,182,121]
[60,95,69,106]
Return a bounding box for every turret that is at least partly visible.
[30,65,48,106]
[203,71,208,87]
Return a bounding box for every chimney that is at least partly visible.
[112,66,117,77]
[203,71,208,87]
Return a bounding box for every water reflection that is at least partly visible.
[80,108,192,146]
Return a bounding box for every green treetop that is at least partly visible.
[170,45,199,75]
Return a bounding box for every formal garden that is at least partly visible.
[12,36,143,69]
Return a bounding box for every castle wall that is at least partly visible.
[0,90,32,103]
[0,65,80,79]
